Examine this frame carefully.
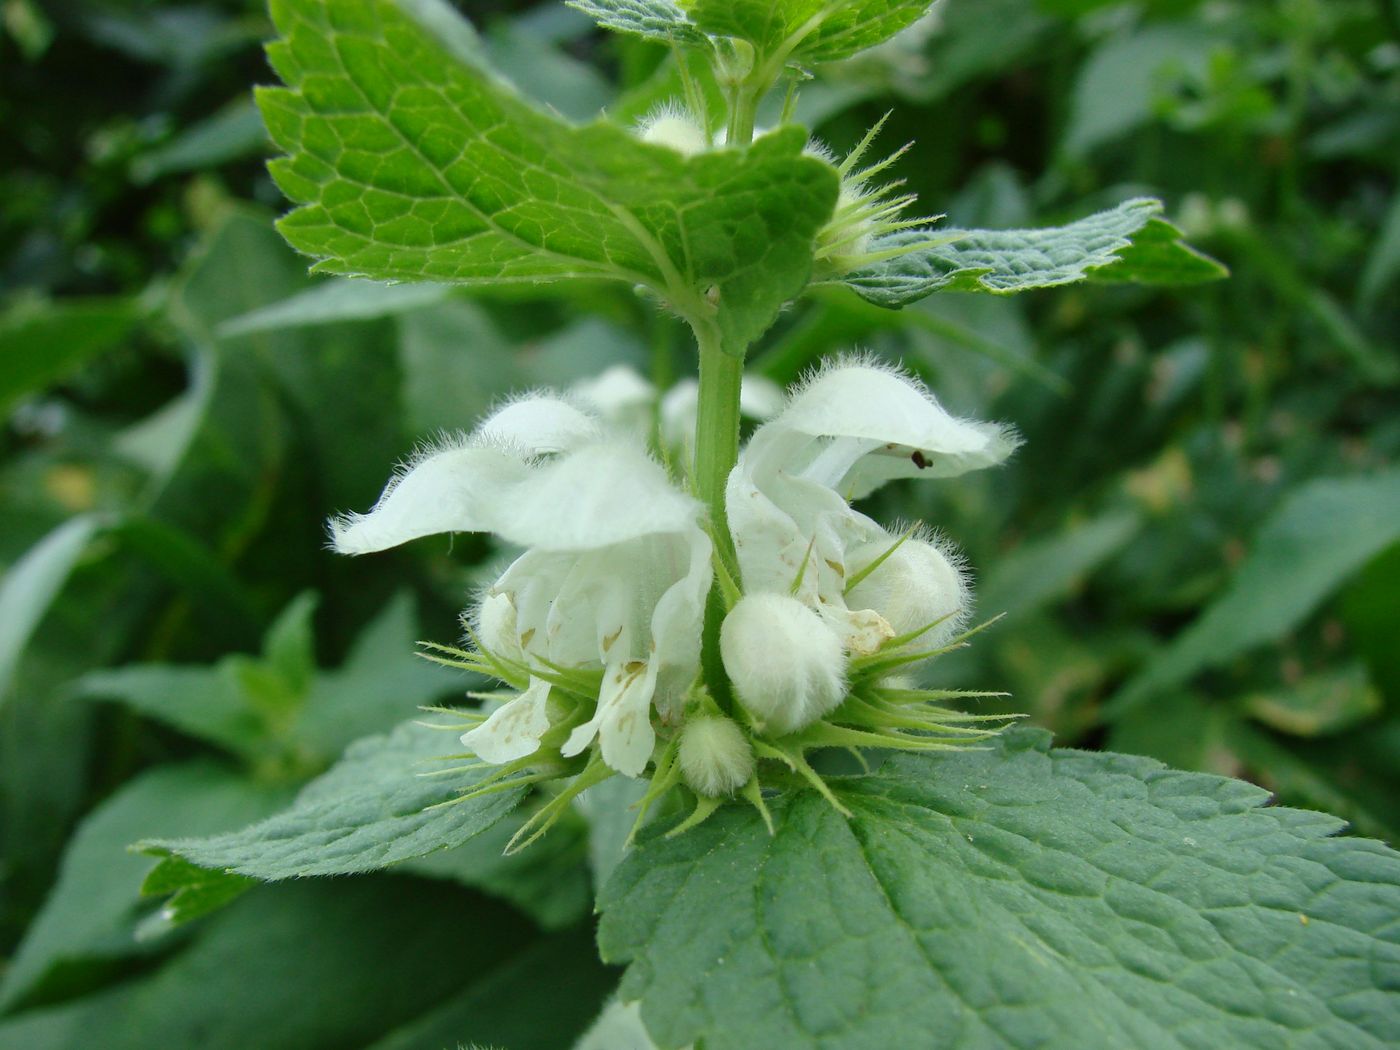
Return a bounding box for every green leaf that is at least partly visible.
[0,515,104,711]
[0,763,289,1013]
[687,0,938,65]
[842,199,1226,308]
[0,298,141,417]
[129,97,269,184]
[976,511,1141,623]
[365,929,615,1050]
[218,277,452,336]
[403,812,593,930]
[567,0,704,46]
[1106,470,1400,718]
[139,720,525,882]
[260,0,839,352]
[72,664,265,760]
[0,879,538,1050]
[294,591,459,759]
[598,728,1400,1050]
[1242,663,1383,738]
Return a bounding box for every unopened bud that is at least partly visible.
[638,109,709,157]
[720,593,847,735]
[846,536,966,646]
[678,716,755,797]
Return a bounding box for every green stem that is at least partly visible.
[725,84,758,146]
[692,320,743,711]
[693,321,742,566]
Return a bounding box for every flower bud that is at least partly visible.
[720,593,846,735]
[845,536,967,646]
[678,716,755,797]
[638,109,709,157]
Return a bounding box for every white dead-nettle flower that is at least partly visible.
[721,592,847,735]
[678,715,756,797]
[725,359,1017,657]
[329,395,712,777]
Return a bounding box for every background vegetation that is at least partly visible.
[2,0,1397,1045]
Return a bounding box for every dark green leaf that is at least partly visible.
[0,879,538,1050]
[0,763,289,1013]
[1106,471,1400,718]
[0,298,142,417]
[599,729,1400,1049]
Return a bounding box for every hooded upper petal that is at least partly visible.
[328,395,602,555]
[762,361,1018,497]
[495,442,702,552]
[329,442,529,555]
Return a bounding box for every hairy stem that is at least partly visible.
[692,320,743,710]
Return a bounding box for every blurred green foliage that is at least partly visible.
[1,0,1397,1045]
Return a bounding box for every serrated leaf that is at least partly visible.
[843,199,1226,307]
[687,0,937,65]
[260,0,839,353]
[1106,470,1400,718]
[598,728,1400,1050]
[138,719,524,881]
[567,0,705,46]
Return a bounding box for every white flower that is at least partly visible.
[330,396,711,777]
[725,360,1015,654]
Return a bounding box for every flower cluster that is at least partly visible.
[332,361,1017,845]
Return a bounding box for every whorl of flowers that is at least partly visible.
[331,360,1019,848]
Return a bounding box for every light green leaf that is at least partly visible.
[0,515,105,710]
[0,298,141,417]
[139,720,524,881]
[1106,470,1400,718]
[0,762,289,1014]
[598,728,1400,1050]
[260,0,839,353]
[843,199,1226,308]
[218,277,452,336]
[566,0,704,46]
[687,0,937,65]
